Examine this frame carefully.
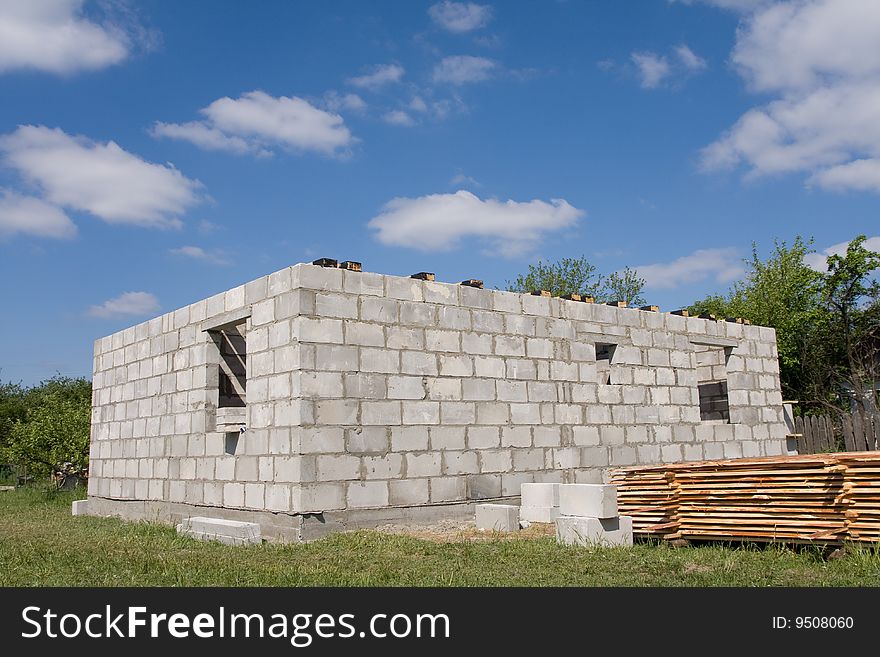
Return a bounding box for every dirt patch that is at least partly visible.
[372,518,556,543]
[683,563,712,575]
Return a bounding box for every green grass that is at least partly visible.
[2,488,880,586]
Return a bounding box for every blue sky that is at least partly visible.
[1,0,878,385]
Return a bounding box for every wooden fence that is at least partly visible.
[794,411,880,454]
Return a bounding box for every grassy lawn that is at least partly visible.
[2,488,880,586]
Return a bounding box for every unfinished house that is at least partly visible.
[84,261,792,540]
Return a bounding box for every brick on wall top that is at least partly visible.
[91,261,775,351]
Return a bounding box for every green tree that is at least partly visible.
[689,237,827,404]
[2,376,92,480]
[600,267,646,306]
[506,256,603,298]
[821,235,880,413]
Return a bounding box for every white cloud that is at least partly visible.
[637,247,744,289]
[675,44,707,71]
[433,55,496,84]
[0,0,130,74]
[151,121,254,155]
[367,190,584,257]
[383,110,416,127]
[429,1,493,33]
[347,63,405,90]
[631,52,671,89]
[0,188,76,239]
[88,291,160,318]
[0,125,202,229]
[322,91,367,112]
[671,0,769,12]
[409,96,429,112]
[450,171,480,187]
[152,91,354,157]
[809,159,880,193]
[701,0,880,193]
[170,245,230,265]
[804,236,880,271]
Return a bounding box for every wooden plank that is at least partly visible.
[843,414,856,451]
[852,411,866,451]
[794,416,807,454]
[819,415,831,452]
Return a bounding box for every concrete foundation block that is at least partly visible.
[475,503,520,532]
[71,499,89,516]
[520,482,559,509]
[520,505,560,523]
[558,484,618,518]
[176,516,262,546]
[555,515,633,547]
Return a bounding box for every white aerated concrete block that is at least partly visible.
[520,482,559,508]
[555,515,633,547]
[71,500,89,516]
[176,516,262,545]
[520,505,560,523]
[558,484,618,518]
[475,503,520,532]
[520,483,561,523]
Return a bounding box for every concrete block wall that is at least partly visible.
[88,262,789,524]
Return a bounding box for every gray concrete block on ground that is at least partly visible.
[558,484,618,518]
[176,516,262,545]
[520,505,560,523]
[71,499,89,516]
[474,503,520,532]
[555,515,633,547]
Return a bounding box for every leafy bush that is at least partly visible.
[1,376,92,482]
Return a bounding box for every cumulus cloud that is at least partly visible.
[429,1,493,33]
[637,247,744,289]
[630,44,707,89]
[170,245,230,265]
[631,52,670,89]
[347,63,405,90]
[803,236,880,272]
[675,44,707,71]
[0,188,76,239]
[700,0,880,193]
[450,171,480,187]
[151,90,354,157]
[88,291,160,318]
[0,125,202,229]
[151,121,254,155]
[433,55,496,84]
[0,0,132,74]
[367,190,584,257]
[322,91,367,112]
[671,0,770,11]
[383,110,416,127]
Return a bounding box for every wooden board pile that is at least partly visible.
[610,451,880,544]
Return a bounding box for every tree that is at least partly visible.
[689,237,827,405]
[600,267,646,306]
[2,376,92,482]
[506,256,647,306]
[821,235,880,414]
[506,256,603,298]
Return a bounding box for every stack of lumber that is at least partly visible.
[610,452,880,544]
[608,469,678,538]
[839,453,880,542]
